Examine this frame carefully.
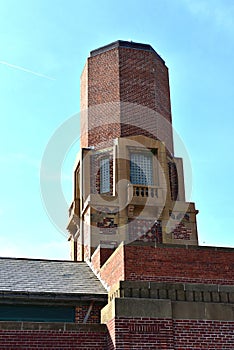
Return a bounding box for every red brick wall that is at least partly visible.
[119,47,172,122]
[90,245,101,271]
[124,245,234,285]
[88,49,120,107]
[0,328,107,350]
[107,317,174,349]
[1,318,233,349]
[174,319,234,349]
[80,43,174,153]
[106,317,234,349]
[81,48,121,148]
[91,246,116,270]
[75,303,104,324]
[99,247,116,266]
[91,244,125,288]
[96,244,234,288]
[106,317,115,350]
[118,46,173,153]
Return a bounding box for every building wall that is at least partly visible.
[124,244,234,285]
[80,48,121,149]
[118,46,174,154]
[91,243,125,288]
[91,243,234,290]
[1,316,233,349]
[118,47,171,122]
[75,303,104,324]
[0,322,107,350]
[80,42,174,153]
[106,317,234,349]
[108,317,174,349]
[173,319,234,349]
[65,40,234,348]
[101,292,234,349]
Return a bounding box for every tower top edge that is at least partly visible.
[90,40,165,63]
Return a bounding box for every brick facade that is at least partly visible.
[90,243,234,290]
[80,41,174,153]
[0,323,107,350]
[75,303,103,324]
[91,243,125,288]
[123,244,234,285]
[173,319,234,349]
[1,318,233,349]
[59,41,234,349]
[108,317,174,350]
[106,317,234,350]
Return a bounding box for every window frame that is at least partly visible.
[100,157,110,193]
[130,151,153,186]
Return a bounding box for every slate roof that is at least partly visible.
[0,257,107,297]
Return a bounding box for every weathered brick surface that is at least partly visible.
[174,319,234,349]
[124,245,234,285]
[0,328,107,349]
[80,48,121,148]
[91,244,125,288]
[80,43,174,153]
[118,47,172,122]
[107,317,174,349]
[1,318,233,349]
[75,303,104,324]
[118,317,174,349]
[94,244,234,289]
[91,245,115,270]
[106,317,234,349]
[106,317,115,350]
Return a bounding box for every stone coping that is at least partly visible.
[0,321,107,332]
[101,297,234,322]
[127,241,234,251]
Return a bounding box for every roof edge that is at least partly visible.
[90,40,165,64]
[0,256,80,263]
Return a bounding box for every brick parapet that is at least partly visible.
[106,316,234,349]
[92,243,234,290]
[0,322,107,349]
[173,319,234,349]
[102,297,234,348]
[124,244,234,286]
[91,243,125,290]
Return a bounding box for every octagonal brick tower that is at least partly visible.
[80,40,173,154]
[68,41,198,261]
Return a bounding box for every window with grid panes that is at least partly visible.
[100,157,110,193]
[130,153,153,185]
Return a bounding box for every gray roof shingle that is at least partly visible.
[0,257,107,296]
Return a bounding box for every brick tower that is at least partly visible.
[0,41,232,350]
[67,40,198,261]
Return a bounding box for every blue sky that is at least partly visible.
[0,0,233,259]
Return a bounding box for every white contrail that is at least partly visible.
[0,60,56,81]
